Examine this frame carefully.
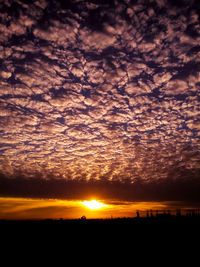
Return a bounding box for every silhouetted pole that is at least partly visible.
[176,209,181,217]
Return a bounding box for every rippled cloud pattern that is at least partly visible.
[0,0,200,201]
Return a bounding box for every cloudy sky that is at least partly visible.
[0,0,200,219]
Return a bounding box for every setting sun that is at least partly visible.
[80,200,107,210]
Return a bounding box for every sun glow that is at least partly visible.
[80,200,107,210]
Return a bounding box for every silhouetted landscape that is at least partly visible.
[1,210,200,249]
[1,209,200,231]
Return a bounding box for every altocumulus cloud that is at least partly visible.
[0,0,200,204]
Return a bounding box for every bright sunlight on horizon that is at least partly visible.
[80,200,108,210]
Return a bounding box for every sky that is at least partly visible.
[0,0,200,219]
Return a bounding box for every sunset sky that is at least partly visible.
[0,0,200,219]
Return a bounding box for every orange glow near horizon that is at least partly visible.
[0,197,195,220]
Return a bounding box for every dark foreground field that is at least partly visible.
[1,215,200,257]
[1,214,200,236]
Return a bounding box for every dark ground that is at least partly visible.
[1,215,199,260]
[1,214,200,237]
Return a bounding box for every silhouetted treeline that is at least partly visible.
[1,212,200,246]
[1,209,200,226]
[135,208,200,218]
